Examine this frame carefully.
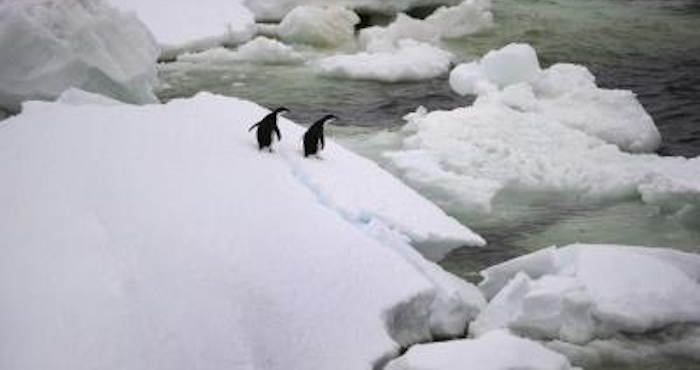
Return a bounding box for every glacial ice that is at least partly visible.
[314,39,454,82]
[385,330,574,370]
[471,244,700,366]
[0,91,485,370]
[0,0,159,112]
[384,43,700,226]
[106,0,255,58]
[177,38,304,65]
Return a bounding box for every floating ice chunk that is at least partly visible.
[385,330,574,370]
[424,0,494,38]
[107,0,255,58]
[0,0,158,111]
[479,247,559,300]
[473,244,700,355]
[359,13,441,52]
[244,0,463,21]
[178,38,304,65]
[0,92,485,369]
[315,40,454,82]
[277,6,359,47]
[448,44,660,152]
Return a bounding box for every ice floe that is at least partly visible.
[0,91,485,369]
[177,37,304,65]
[107,0,255,58]
[472,244,700,367]
[277,5,360,47]
[385,330,575,370]
[314,39,454,82]
[0,0,159,112]
[384,43,700,229]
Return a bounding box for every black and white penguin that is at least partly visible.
[248,107,289,151]
[303,114,337,157]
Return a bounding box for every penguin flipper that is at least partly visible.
[248,122,260,132]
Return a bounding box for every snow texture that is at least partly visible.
[385,330,574,370]
[0,0,159,112]
[315,40,454,82]
[277,5,360,47]
[244,0,463,21]
[0,91,485,370]
[106,0,255,58]
[177,38,304,65]
[471,244,700,361]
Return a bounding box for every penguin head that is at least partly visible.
[320,114,338,125]
[273,107,289,115]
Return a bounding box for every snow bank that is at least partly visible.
[385,330,574,370]
[244,0,463,21]
[0,0,158,112]
[448,43,660,152]
[277,6,359,47]
[471,244,700,365]
[0,91,485,370]
[315,40,454,82]
[106,0,255,58]
[177,38,303,65]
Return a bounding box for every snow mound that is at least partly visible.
[0,0,158,112]
[0,91,485,370]
[385,99,698,226]
[277,5,359,47]
[471,244,700,364]
[449,43,660,152]
[177,38,303,65]
[385,330,574,370]
[244,0,463,21]
[315,40,454,82]
[106,0,255,58]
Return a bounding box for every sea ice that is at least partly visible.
[471,244,700,365]
[177,38,304,65]
[277,5,360,47]
[385,330,574,370]
[315,39,454,82]
[384,44,700,226]
[106,0,255,58]
[0,91,485,370]
[0,0,159,112]
[244,0,463,21]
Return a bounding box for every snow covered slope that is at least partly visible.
[106,0,255,58]
[0,91,484,370]
[0,0,158,112]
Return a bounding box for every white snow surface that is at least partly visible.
[385,330,574,370]
[244,0,462,21]
[0,91,485,370]
[472,244,700,343]
[315,40,454,82]
[0,0,158,112]
[448,43,660,152]
[277,6,360,47]
[106,0,255,57]
[177,38,304,65]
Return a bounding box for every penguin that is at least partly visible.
[248,107,288,151]
[303,114,337,158]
